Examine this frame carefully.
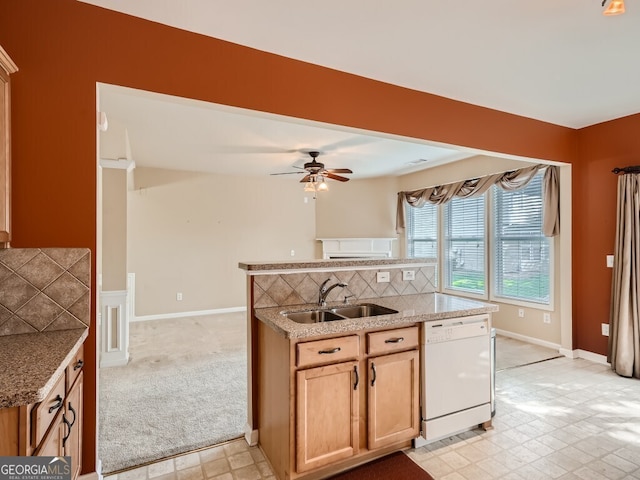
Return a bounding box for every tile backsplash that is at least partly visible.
[0,248,91,336]
[253,266,436,308]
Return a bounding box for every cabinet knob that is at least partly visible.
[73,359,84,370]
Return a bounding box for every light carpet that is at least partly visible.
[98,314,247,474]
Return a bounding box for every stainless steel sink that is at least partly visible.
[284,303,398,323]
[285,309,345,324]
[330,303,398,319]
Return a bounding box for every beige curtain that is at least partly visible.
[542,166,560,237]
[609,173,640,378]
[396,164,559,234]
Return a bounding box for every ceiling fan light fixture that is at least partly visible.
[602,0,625,15]
[317,178,329,191]
[304,181,316,192]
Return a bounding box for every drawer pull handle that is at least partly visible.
[73,359,84,370]
[318,347,341,355]
[62,415,71,447]
[353,365,359,390]
[384,337,404,344]
[371,362,377,387]
[49,395,63,413]
[62,403,76,448]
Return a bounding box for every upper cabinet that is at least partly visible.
[0,45,18,247]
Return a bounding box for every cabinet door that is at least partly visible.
[296,361,359,473]
[64,372,83,480]
[35,410,64,457]
[368,350,419,450]
[0,46,17,245]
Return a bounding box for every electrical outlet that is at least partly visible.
[518,308,525,318]
[543,313,551,324]
[602,323,610,336]
[176,292,183,301]
[402,270,416,281]
[377,271,390,283]
[290,249,295,257]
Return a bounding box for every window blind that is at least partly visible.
[493,172,550,304]
[407,202,438,259]
[443,195,486,294]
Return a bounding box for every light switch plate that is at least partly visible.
[377,271,390,283]
[602,323,610,336]
[607,255,614,268]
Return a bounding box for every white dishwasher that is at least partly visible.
[419,314,492,443]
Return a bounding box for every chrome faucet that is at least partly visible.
[318,279,348,307]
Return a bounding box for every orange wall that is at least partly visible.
[2,0,628,474]
[574,113,640,355]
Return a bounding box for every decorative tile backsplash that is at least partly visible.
[0,248,91,336]
[252,266,436,308]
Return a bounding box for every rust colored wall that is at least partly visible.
[574,113,640,355]
[0,0,588,474]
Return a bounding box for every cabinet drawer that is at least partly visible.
[367,326,419,355]
[32,374,65,447]
[66,344,84,391]
[297,335,360,368]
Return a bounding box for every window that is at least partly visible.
[405,170,551,306]
[443,195,486,295]
[406,202,438,259]
[492,173,550,304]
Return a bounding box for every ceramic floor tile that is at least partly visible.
[103,337,640,480]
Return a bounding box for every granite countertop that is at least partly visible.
[254,292,499,339]
[239,257,435,273]
[0,328,88,409]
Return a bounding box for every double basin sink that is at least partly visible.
[284,303,398,324]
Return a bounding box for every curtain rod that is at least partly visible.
[612,166,640,174]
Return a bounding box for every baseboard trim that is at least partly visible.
[576,349,610,365]
[494,329,561,351]
[132,306,247,322]
[244,423,258,446]
[79,471,100,480]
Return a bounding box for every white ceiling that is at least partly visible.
[92,0,638,179]
[98,84,474,179]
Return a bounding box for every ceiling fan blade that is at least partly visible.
[270,171,304,176]
[324,172,350,182]
[299,175,311,183]
[326,168,353,174]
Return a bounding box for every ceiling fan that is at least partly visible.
[271,151,353,183]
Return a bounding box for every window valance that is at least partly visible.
[396,165,559,237]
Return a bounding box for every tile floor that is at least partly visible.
[104,354,640,480]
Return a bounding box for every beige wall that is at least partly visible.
[102,168,128,291]
[397,155,567,346]
[315,176,400,257]
[127,167,317,316]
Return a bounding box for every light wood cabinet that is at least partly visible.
[295,361,359,473]
[367,350,420,450]
[0,45,18,247]
[35,411,65,457]
[257,321,420,480]
[0,344,84,480]
[35,372,83,479]
[64,372,83,480]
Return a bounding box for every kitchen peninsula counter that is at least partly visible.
[0,328,88,408]
[255,292,498,339]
